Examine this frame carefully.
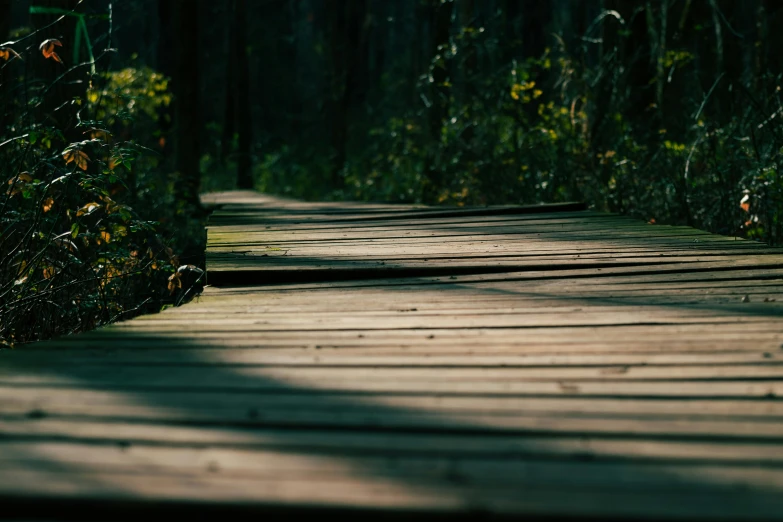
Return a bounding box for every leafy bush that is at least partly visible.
[254,8,783,245]
[0,37,203,346]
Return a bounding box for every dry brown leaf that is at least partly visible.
[6,172,33,196]
[42,197,54,212]
[167,272,182,293]
[13,172,32,183]
[54,237,78,253]
[89,129,112,141]
[0,46,21,61]
[740,194,750,212]
[40,39,63,64]
[43,266,55,279]
[63,149,90,171]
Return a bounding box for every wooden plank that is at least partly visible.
[3,384,782,416]
[2,370,782,398]
[3,464,783,520]
[8,348,779,367]
[4,191,783,520]
[4,441,783,487]
[3,418,783,463]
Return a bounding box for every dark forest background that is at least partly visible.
[3,0,783,344]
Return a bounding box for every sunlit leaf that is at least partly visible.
[40,39,63,64]
[42,197,54,213]
[14,172,32,183]
[63,149,90,170]
[6,172,33,196]
[76,202,101,217]
[740,194,750,212]
[108,155,120,171]
[0,46,21,61]
[88,129,112,141]
[54,236,79,253]
[167,272,182,293]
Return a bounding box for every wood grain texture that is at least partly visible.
[2,190,783,521]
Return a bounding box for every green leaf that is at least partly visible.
[71,223,79,238]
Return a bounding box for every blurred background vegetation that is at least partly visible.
[2,0,783,344]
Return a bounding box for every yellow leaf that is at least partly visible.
[100,231,111,243]
[15,260,27,278]
[42,197,54,212]
[76,202,101,217]
[43,266,55,279]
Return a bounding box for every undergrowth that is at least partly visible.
[244,7,783,245]
[0,17,204,346]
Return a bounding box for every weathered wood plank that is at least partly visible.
[4,418,783,463]
[3,190,783,520]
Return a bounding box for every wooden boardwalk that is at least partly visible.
[2,190,783,520]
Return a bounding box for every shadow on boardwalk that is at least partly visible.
[2,276,783,521]
[3,195,783,520]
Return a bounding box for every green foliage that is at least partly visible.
[253,8,783,245]
[0,46,202,346]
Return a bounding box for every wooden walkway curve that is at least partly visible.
[2,190,783,521]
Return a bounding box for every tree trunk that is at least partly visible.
[0,0,9,40]
[458,0,476,93]
[520,0,550,59]
[0,0,11,135]
[220,0,237,164]
[157,0,174,156]
[610,1,656,132]
[761,0,783,80]
[170,0,203,210]
[412,0,428,103]
[502,0,521,63]
[423,0,453,201]
[327,0,348,187]
[30,0,81,137]
[235,0,253,189]
[326,0,368,187]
